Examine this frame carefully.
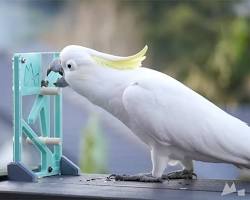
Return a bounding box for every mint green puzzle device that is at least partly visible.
[7,52,80,182]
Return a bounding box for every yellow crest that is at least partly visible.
[91,45,148,70]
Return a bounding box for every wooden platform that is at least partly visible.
[0,174,250,199]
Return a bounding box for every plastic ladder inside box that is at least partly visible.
[8,52,80,182]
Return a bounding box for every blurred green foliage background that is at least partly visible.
[80,116,107,173]
[2,0,249,105]
[122,1,250,105]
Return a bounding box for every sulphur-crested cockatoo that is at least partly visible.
[48,45,250,182]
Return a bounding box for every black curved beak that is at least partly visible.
[54,77,69,87]
[47,58,69,87]
[47,58,64,76]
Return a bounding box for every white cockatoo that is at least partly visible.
[48,45,250,182]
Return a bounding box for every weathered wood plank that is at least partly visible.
[0,174,249,200]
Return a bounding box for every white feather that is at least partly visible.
[122,70,250,168]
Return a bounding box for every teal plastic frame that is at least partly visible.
[7,52,80,182]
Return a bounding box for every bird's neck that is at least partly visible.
[67,66,135,112]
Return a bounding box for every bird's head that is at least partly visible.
[48,45,148,87]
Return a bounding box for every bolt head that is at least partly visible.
[21,58,26,64]
[48,166,53,173]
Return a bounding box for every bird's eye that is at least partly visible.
[66,60,76,71]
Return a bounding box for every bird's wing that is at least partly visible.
[122,75,250,167]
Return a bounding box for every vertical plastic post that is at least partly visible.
[53,53,62,166]
[13,55,22,162]
[39,97,50,172]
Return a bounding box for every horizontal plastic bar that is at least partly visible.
[40,87,61,95]
[26,137,61,145]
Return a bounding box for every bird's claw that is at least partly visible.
[106,174,117,181]
[106,173,164,183]
[164,169,197,180]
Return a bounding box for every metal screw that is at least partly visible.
[48,166,53,173]
[21,58,26,64]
